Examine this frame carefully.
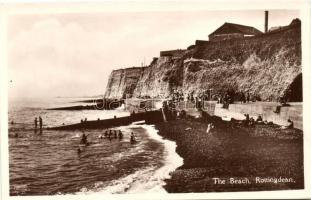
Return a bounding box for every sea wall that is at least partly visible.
[174,101,302,130]
[124,98,163,113]
[123,99,302,130]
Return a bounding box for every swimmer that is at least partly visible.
[34,117,38,130]
[130,132,136,143]
[39,116,43,131]
[80,133,88,145]
[118,130,123,139]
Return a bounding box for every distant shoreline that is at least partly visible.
[48,99,124,110]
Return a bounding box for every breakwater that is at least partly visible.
[48,99,124,110]
[48,110,163,130]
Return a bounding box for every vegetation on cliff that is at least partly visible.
[184,22,301,101]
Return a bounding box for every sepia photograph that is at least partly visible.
[0,1,310,199]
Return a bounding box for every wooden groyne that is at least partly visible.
[48,110,164,130]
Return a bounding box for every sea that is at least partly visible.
[8,97,183,196]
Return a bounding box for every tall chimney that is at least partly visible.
[265,10,268,33]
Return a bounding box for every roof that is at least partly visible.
[209,22,263,36]
[290,18,301,26]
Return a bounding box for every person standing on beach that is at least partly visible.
[34,117,38,130]
[206,123,214,134]
[246,93,250,103]
[39,116,43,131]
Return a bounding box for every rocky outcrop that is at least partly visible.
[105,20,302,102]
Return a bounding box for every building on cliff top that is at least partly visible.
[160,49,186,58]
[268,18,301,33]
[208,22,263,42]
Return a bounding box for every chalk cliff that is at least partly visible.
[104,67,145,99]
[105,20,301,102]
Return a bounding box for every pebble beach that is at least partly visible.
[155,115,304,192]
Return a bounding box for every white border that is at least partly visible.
[0,0,310,199]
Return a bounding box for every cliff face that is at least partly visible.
[132,57,184,98]
[105,22,301,101]
[104,67,145,99]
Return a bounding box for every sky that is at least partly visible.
[8,9,299,99]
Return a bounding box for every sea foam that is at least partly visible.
[77,123,183,194]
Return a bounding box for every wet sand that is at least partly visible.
[155,115,304,192]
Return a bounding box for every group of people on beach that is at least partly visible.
[171,89,259,110]
[243,113,294,129]
[243,114,262,126]
[77,130,137,154]
[171,88,275,107]
[80,118,88,123]
[98,129,124,140]
[13,116,43,138]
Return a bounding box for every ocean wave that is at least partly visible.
[77,123,183,194]
[130,124,184,192]
[104,142,146,163]
[10,184,29,194]
[71,133,81,139]
[77,167,157,194]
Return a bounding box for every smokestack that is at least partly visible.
[265,10,268,33]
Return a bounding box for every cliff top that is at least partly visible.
[111,66,147,72]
